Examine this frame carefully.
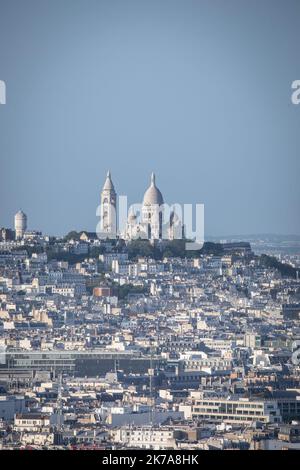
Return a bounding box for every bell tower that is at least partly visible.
[100,171,117,237]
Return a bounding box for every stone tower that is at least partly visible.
[100,171,117,238]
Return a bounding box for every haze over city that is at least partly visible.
[0,0,299,237]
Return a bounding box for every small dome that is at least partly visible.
[143,173,164,206]
[15,210,26,218]
[128,209,137,222]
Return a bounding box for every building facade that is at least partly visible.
[99,171,182,242]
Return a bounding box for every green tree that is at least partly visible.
[63,231,81,241]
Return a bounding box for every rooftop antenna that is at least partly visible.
[149,339,155,446]
[56,372,63,432]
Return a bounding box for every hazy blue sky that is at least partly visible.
[0,0,299,236]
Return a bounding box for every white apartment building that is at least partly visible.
[113,426,176,449]
[14,414,51,432]
[192,396,282,424]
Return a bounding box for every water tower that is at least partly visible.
[14,210,27,239]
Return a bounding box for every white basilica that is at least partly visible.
[99,171,183,241]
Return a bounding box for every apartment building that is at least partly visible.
[192,396,282,424]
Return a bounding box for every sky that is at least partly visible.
[0,0,299,237]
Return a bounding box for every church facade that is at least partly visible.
[100,171,182,241]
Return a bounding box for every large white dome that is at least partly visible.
[143,173,164,206]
